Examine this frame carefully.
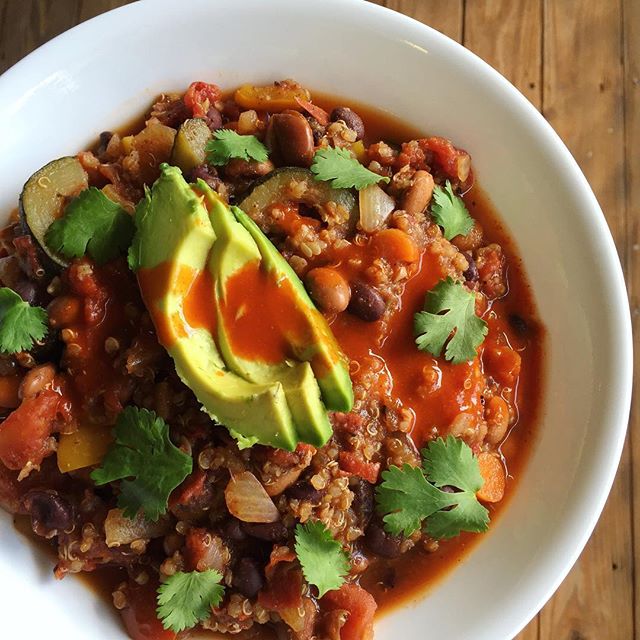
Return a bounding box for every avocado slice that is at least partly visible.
[132,164,298,450]
[199,184,332,446]
[232,206,354,413]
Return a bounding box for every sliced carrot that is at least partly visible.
[476,452,506,503]
[371,229,420,264]
[294,96,330,125]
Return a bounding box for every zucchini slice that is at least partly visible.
[170,118,212,175]
[19,156,89,268]
[237,167,358,233]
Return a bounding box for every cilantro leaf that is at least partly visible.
[310,146,389,190]
[45,187,134,265]
[375,464,455,537]
[414,277,488,364]
[376,436,490,539]
[157,570,225,633]
[0,288,48,354]
[430,180,474,240]
[422,435,483,492]
[206,129,269,166]
[91,407,192,521]
[294,521,349,597]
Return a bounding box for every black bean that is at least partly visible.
[189,164,221,191]
[232,557,264,599]
[22,490,74,538]
[241,521,288,542]
[307,117,326,144]
[351,479,374,529]
[12,280,40,306]
[330,107,365,140]
[348,282,385,322]
[364,522,403,559]
[285,482,323,503]
[462,252,479,282]
[205,107,223,132]
[219,518,247,542]
[97,131,113,156]
[509,314,530,336]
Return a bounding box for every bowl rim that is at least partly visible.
[0,0,633,638]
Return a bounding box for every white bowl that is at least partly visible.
[0,0,632,638]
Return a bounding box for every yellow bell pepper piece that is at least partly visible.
[351,140,366,163]
[57,424,113,473]
[234,84,311,112]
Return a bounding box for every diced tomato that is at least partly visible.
[0,389,60,470]
[259,562,304,611]
[184,81,221,118]
[338,452,380,484]
[418,136,471,182]
[169,468,206,510]
[121,580,176,640]
[483,345,522,387]
[322,583,377,640]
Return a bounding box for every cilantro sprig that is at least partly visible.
[45,187,135,265]
[157,570,225,633]
[414,277,488,364]
[430,180,474,240]
[206,129,269,166]
[91,407,192,521]
[376,436,489,539]
[311,146,389,190]
[0,288,48,354]
[294,521,349,597]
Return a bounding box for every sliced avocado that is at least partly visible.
[232,206,354,413]
[132,164,298,451]
[199,184,332,446]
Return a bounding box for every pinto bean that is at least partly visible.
[403,170,435,215]
[330,107,365,140]
[268,111,315,166]
[22,490,74,538]
[348,282,385,322]
[305,267,351,314]
[224,157,274,178]
[232,557,264,599]
[47,295,82,328]
[485,396,510,445]
[19,363,55,399]
[452,220,483,252]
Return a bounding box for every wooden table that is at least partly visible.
[0,1,637,638]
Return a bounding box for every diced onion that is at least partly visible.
[359,184,395,233]
[104,509,169,547]
[225,471,280,523]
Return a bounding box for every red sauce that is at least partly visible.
[218,260,310,364]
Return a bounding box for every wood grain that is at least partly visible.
[368,0,464,42]
[623,0,640,635]
[0,1,636,639]
[539,1,632,637]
